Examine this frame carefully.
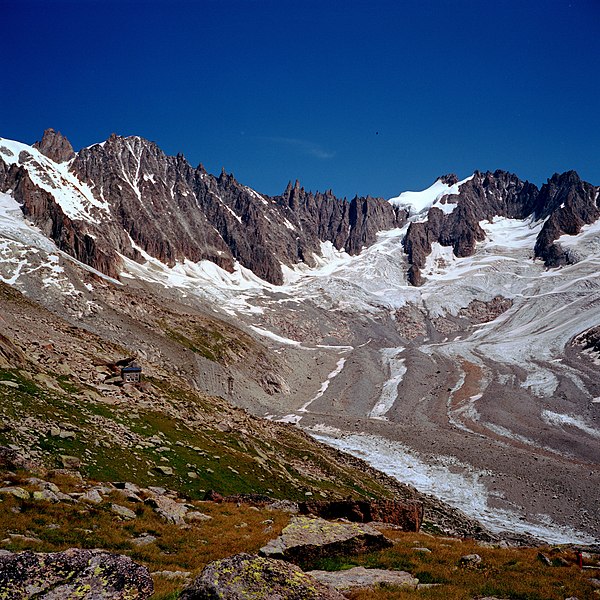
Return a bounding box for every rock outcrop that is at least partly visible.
[259,516,392,569]
[403,170,539,285]
[180,553,345,600]
[402,169,599,285]
[0,548,153,599]
[533,171,600,267]
[32,128,75,163]
[299,499,423,531]
[307,566,419,591]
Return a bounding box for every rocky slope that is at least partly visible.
[0,276,502,540]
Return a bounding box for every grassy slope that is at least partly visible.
[0,280,403,501]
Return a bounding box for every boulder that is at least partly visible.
[32,489,59,502]
[0,486,29,500]
[0,548,153,598]
[459,553,482,567]
[260,516,392,569]
[144,494,188,525]
[203,489,223,503]
[83,488,104,504]
[60,454,81,469]
[0,446,34,471]
[111,503,137,519]
[307,566,419,590]
[180,553,345,600]
[299,499,423,531]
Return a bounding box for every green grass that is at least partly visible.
[0,366,402,503]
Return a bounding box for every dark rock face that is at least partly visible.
[533,171,600,267]
[180,553,345,600]
[402,169,600,285]
[4,163,122,278]
[32,128,75,163]
[2,132,598,287]
[299,499,423,531]
[0,132,405,285]
[71,135,235,275]
[259,516,393,570]
[277,181,407,259]
[0,548,153,599]
[403,170,539,285]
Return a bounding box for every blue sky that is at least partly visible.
[2,0,599,199]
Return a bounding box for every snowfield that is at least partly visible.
[309,426,599,545]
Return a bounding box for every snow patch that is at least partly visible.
[369,347,406,420]
[389,175,474,216]
[541,410,600,439]
[308,427,598,544]
[298,357,347,413]
[249,326,302,346]
[0,137,110,223]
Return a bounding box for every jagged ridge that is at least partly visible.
[1,130,598,287]
[402,169,599,285]
[0,131,405,285]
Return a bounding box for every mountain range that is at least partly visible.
[0,129,599,546]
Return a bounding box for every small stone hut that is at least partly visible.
[121,362,142,383]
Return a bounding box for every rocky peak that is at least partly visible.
[533,170,588,220]
[439,173,459,186]
[533,170,599,267]
[403,170,540,285]
[32,128,75,163]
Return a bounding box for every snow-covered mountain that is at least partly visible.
[1,130,599,545]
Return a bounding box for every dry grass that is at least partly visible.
[319,530,598,600]
[1,476,598,599]
[0,487,289,599]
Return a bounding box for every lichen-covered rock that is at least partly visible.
[179,553,345,600]
[111,503,137,519]
[0,486,30,499]
[0,548,153,598]
[259,516,392,569]
[144,493,188,525]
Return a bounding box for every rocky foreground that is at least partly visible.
[1,449,600,599]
